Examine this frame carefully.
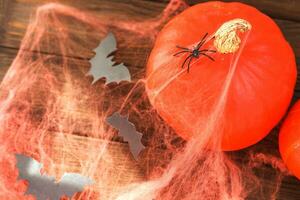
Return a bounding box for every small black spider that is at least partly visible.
[173,33,216,72]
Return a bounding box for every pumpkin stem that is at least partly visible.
[213,18,251,54]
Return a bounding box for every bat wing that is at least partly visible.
[55,173,94,198]
[105,61,131,84]
[125,130,144,160]
[87,32,131,84]
[16,154,93,200]
[16,154,43,180]
[106,113,145,160]
[16,154,57,200]
[97,32,117,56]
[91,32,117,58]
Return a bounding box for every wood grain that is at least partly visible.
[275,19,300,57]
[0,0,164,48]
[45,133,145,200]
[189,0,300,22]
[0,1,299,57]
[0,0,299,199]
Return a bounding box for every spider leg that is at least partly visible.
[187,56,193,73]
[176,45,190,51]
[181,55,193,69]
[196,32,208,49]
[173,50,190,57]
[199,49,217,53]
[200,53,215,61]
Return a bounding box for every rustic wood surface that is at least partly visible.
[191,0,300,21]
[0,0,299,199]
[44,133,145,200]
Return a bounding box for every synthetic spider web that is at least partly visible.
[0,1,293,200]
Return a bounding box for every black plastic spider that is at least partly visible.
[173,33,216,72]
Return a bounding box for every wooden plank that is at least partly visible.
[293,59,300,103]
[0,46,16,78]
[188,0,300,22]
[0,0,11,24]
[0,0,159,82]
[0,0,165,49]
[1,49,299,199]
[236,130,300,199]
[0,0,299,199]
[0,1,299,58]
[276,19,300,57]
[44,132,145,200]
[0,47,146,199]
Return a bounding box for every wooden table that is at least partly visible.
[0,0,299,199]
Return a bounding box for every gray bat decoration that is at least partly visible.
[106,112,145,160]
[15,154,93,200]
[87,32,131,84]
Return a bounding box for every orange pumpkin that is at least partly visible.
[145,2,296,151]
[279,101,300,179]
